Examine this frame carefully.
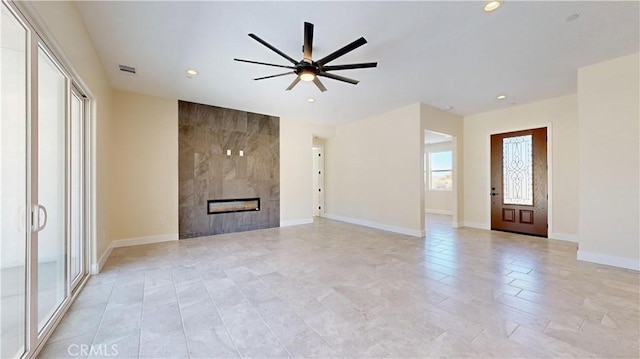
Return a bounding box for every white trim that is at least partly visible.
[90,241,113,275]
[324,213,424,237]
[425,209,453,215]
[451,221,462,228]
[577,250,640,271]
[463,221,491,230]
[549,232,578,243]
[90,233,179,274]
[280,218,314,227]
[112,233,178,248]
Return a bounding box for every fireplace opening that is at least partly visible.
[207,198,260,214]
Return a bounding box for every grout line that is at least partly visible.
[136,261,147,359]
[228,273,294,358]
[470,329,485,343]
[172,272,193,358]
[203,279,245,359]
[88,267,119,350]
[196,265,242,358]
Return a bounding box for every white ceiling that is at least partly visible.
[76,1,639,125]
[425,131,452,145]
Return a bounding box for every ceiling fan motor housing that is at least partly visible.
[296,62,319,76]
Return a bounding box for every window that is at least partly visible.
[429,151,453,190]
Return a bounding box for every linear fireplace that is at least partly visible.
[207,198,260,215]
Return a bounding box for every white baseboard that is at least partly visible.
[549,232,579,243]
[90,233,178,274]
[451,221,462,228]
[425,209,453,215]
[280,218,314,227]
[91,242,113,275]
[577,250,639,271]
[112,233,178,248]
[463,221,490,230]
[323,213,424,237]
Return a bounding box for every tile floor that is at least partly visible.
[40,215,639,358]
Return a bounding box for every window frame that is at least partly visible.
[428,150,453,191]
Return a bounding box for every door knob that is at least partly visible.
[490,192,499,197]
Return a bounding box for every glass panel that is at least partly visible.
[70,93,82,283]
[37,47,67,332]
[429,151,453,190]
[430,151,452,171]
[503,135,533,205]
[431,171,452,190]
[0,3,28,357]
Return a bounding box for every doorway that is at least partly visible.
[424,131,455,229]
[312,141,325,217]
[490,127,548,237]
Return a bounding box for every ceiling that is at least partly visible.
[76,1,639,125]
[425,131,452,145]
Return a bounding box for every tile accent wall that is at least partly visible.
[178,101,280,238]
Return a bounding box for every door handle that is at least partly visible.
[490,192,500,197]
[33,204,48,232]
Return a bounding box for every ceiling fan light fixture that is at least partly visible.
[483,1,502,12]
[299,71,315,82]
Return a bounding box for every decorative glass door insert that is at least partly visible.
[502,135,533,205]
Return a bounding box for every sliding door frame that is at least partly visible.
[4,1,95,358]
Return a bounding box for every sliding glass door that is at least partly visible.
[0,2,29,357]
[1,1,90,357]
[36,46,68,333]
[69,89,84,288]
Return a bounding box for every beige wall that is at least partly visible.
[324,103,424,236]
[111,90,178,240]
[577,53,639,270]
[280,118,335,225]
[425,141,454,214]
[420,104,464,227]
[26,1,114,270]
[463,95,579,240]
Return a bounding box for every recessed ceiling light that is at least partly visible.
[445,106,453,110]
[307,98,316,103]
[566,14,579,22]
[497,94,507,100]
[483,1,502,12]
[186,69,198,76]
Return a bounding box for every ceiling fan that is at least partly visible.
[234,22,377,92]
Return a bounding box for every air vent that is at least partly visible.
[118,64,136,74]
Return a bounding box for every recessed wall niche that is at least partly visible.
[178,100,279,239]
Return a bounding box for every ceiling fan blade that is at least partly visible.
[285,76,301,91]
[248,33,298,65]
[318,72,359,85]
[313,77,327,92]
[234,58,295,69]
[316,37,367,66]
[321,62,378,71]
[303,22,314,62]
[254,72,294,81]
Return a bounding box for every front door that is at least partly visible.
[490,127,547,237]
